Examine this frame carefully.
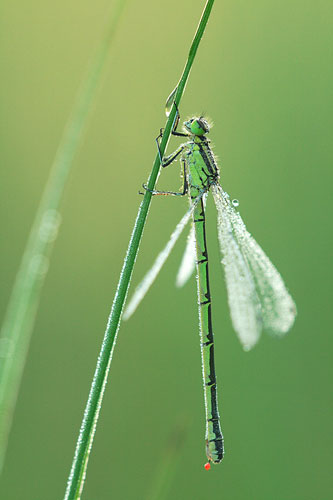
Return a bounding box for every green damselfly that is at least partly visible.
[124,104,296,468]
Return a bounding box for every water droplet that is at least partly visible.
[232,199,239,207]
[165,86,178,116]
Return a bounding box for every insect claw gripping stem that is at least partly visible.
[171,101,187,138]
[155,103,186,166]
[141,183,153,194]
[155,134,164,165]
[140,183,181,196]
[139,183,161,195]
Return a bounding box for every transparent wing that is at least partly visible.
[212,185,262,349]
[175,224,196,287]
[212,184,296,350]
[225,193,297,335]
[176,193,208,288]
[123,200,199,320]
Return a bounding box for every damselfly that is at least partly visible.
[124,106,296,468]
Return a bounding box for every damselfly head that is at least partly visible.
[184,117,210,136]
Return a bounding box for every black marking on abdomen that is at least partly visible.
[202,339,213,347]
[196,258,208,265]
[200,299,210,305]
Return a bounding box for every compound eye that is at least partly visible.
[197,119,209,133]
[191,119,208,136]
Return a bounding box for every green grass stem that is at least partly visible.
[0,0,127,473]
[64,1,215,498]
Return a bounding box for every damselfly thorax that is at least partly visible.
[183,136,219,196]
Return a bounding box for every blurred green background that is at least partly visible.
[1,0,332,498]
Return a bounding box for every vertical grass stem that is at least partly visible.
[64,1,215,498]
